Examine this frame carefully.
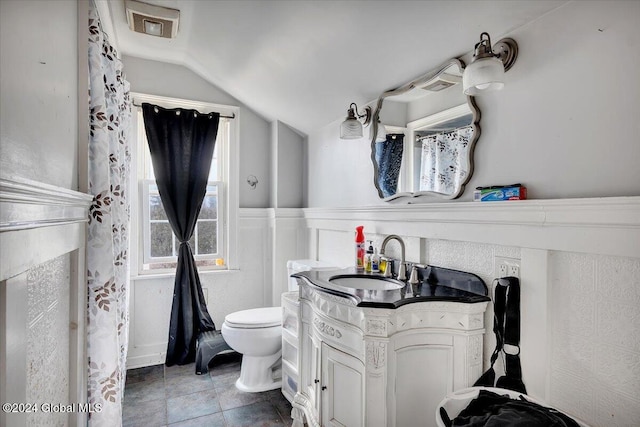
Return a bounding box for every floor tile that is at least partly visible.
[126,364,165,384]
[167,411,226,427]
[123,397,166,427]
[165,362,198,378]
[166,388,221,424]
[210,369,241,390]
[125,354,292,427]
[165,369,215,399]
[124,378,166,404]
[222,401,285,427]
[209,357,243,379]
[216,379,267,411]
[265,390,293,426]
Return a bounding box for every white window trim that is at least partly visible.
[130,92,240,277]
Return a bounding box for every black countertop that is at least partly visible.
[292,265,490,309]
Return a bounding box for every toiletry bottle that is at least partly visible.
[364,241,374,272]
[372,248,380,273]
[379,257,387,275]
[355,226,365,271]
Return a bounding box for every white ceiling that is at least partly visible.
[103,0,567,135]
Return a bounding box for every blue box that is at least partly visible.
[473,185,527,202]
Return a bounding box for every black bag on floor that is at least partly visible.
[451,389,581,427]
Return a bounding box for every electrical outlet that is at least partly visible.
[495,256,520,279]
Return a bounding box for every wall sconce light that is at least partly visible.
[462,32,518,95]
[340,103,372,139]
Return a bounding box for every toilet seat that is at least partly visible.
[224,306,281,329]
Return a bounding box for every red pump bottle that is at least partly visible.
[355,225,365,271]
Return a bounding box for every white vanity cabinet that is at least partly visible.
[291,282,488,427]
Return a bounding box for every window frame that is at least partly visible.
[130,92,239,276]
[141,180,224,266]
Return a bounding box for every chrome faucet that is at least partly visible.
[379,235,407,281]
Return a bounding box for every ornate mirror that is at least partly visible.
[370,58,481,202]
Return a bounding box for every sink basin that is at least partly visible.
[328,275,404,291]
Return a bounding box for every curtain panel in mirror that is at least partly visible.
[375,133,404,198]
[419,126,473,194]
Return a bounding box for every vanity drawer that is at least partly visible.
[311,312,363,356]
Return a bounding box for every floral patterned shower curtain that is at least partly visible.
[87,3,132,425]
[419,126,473,194]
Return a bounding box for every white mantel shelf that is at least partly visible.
[303,196,640,259]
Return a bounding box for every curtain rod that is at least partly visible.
[131,101,235,119]
[416,124,472,142]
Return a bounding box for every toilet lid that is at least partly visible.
[224,307,281,329]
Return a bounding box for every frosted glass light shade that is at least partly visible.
[340,118,363,139]
[462,56,505,95]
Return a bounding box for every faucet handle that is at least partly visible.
[397,262,407,281]
[409,265,420,284]
[382,258,394,278]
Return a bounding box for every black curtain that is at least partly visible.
[142,103,220,366]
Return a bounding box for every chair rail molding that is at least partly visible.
[0,177,93,232]
[303,196,640,259]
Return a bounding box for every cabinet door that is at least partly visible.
[393,342,453,427]
[321,343,365,427]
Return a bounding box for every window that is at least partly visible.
[132,93,237,274]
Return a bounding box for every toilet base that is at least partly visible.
[235,352,282,393]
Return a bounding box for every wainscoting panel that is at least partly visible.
[303,196,640,427]
[0,177,91,427]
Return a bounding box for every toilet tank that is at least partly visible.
[286,259,336,291]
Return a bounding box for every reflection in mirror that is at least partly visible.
[375,133,404,198]
[370,58,481,202]
[412,104,475,195]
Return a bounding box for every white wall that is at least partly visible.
[307,1,640,207]
[272,121,305,208]
[122,55,273,208]
[0,0,79,189]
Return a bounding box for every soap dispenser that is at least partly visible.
[371,248,380,273]
[364,241,374,272]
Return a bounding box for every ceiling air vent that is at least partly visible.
[125,0,180,38]
[420,73,462,92]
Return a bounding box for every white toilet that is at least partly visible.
[221,259,336,393]
[221,306,283,392]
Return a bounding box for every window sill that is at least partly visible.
[131,268,241,281]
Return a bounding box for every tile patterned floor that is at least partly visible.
[123,353,293,427]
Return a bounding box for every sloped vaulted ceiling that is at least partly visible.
[102,0,567,135]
